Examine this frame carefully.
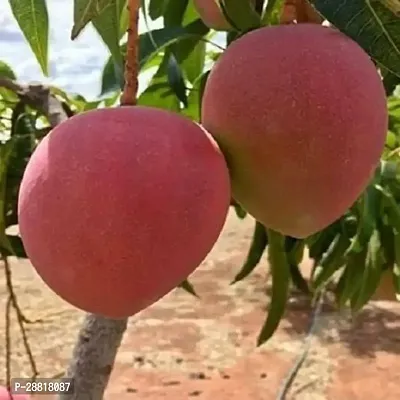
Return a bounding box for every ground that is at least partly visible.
[1,211,400,399]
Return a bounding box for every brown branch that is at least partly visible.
[0,78,68,127]
[120,0,140,106]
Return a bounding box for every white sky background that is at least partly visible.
[0,1,221,100]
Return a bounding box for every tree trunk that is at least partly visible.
[59,315,128,400]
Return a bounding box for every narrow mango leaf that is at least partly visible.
[71,0,110,39]
[182,70,210,122]
[119,0,129,38]
[376,184,400,227]
[178,279,198,297]
[231,221,268,284]
[164,0,188,26]
[337,247,368,309]
[347,184,381,254]
[257,229,290,346]
[92,0,125,71]
[100,20,209,95]
[381,65,400,95]
[181,40,206,83]
[219,0,261,31]
[351,230,385,312]
[0,138,18,254]
[289,263,310,294]
[0,61,16,80]
[138,54,180,111]
[140,19,209,67]
[312,231,351,291]
[182,0,202,25]
[0,235,27,258]
[149,0,169,20]
[285,238,309,294]
[231,198,247,219]
[310,0,400,78]
[377,215,396,268]
[138,81,180,110]
[100,56,125,95]
[167,53,188,107]
[8,0,49,75]
[100,52,162,96]
[307,220,341,263]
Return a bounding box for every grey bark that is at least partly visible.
[0,78,128,400]
[59,315,128,400]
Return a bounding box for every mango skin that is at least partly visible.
[201,24,388,238]
[0,386,30,399]
[18,106,230,318]
[193,0,255,31]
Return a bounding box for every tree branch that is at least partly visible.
[59,316,128,400]
[0,78,68,126]
[120,0,140,106]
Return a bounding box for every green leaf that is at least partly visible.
[100,56,125,95]
[0,235,27,258]
[377,214,396,267]
[351,229,385,311]
[119,0,129,38]
[231,221,268,284]
[337,246,368,308]
[382,65,400,95]
[71,0,109,39]
[219,0,261,31]
[178,278,198,297]
[312,229,351,291]
[310,0,400,78]
[289,263,310,295]
[149,0,169,20]
[138,81,180,110]
[261,0,285,25]
[307,220,341,264]
[140,19,209,67]
[182,70,210,121]
[0,138,18,254]
[257,229,290,346]
[180,40,206,83]
[285,238,310,294]
[164,0,188,26]
[8,0,49,75]
[100,19,209,95]
[0,61,16,80]
[92,0,125,73]
[138,54,180,111]
[167,53,188,107]
[231,198,247,219]
[347,182,382,254]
